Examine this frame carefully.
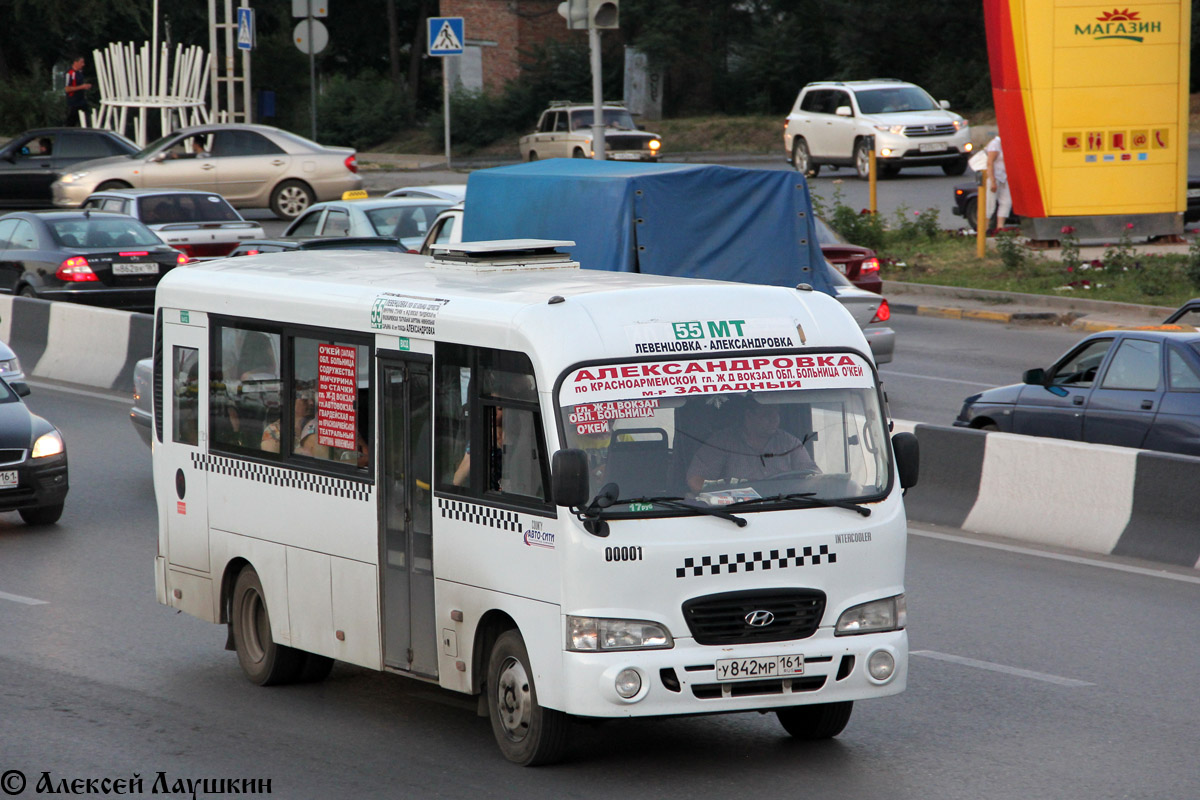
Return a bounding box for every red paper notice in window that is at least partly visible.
[317,344,357,450]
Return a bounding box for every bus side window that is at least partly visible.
[292,337,371,466]
[210,324,282,455]
[436,344,550,506]
[172,346,199,446]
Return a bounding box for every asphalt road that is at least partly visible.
[2,328,1198,798]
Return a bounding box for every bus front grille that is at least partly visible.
[682,588,826,645]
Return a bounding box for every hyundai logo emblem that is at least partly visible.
[745,610,775,627]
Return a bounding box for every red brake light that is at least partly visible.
[859,257,881,274]
[57,256,98,282]
[344,154,359,174]
[871,298,891,323]
[118,251,149,256]
[176,252,190,265]
[242,249,260,256]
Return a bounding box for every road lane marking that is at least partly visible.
[910,527,1200,586]
[26,379,129,405]
[0,590,48,606]
[911,650,1094,687]
[879,369,991,388]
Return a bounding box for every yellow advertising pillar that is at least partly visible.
[984,0,1191,239]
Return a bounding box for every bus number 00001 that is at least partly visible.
[605,546,644,562]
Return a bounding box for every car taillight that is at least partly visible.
[57,256,98,282]
[241,249,259,256]
[860,257,881,274]
[871,298,891,323]
[118,251,149,256]
[176,252,190,265]
[345,154,358,174]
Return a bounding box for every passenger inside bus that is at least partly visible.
[686,395,818,492]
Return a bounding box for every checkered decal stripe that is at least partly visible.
[192,453,373,502]
[675,545,836,578]
[438,498,522,532]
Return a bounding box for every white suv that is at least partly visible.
[784,79,972,179]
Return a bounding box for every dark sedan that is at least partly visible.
[0,128,139,208]
[814,216,882,294]
[0,211,187,310]
[227,235,405,256]
[955,330,1200,456]
[0,378,68,525]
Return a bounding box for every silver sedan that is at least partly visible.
[51,123,363,220]
[284,197,453,251]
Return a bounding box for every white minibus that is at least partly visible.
[151,240,918,765]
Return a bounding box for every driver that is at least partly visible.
[686,395,817,492]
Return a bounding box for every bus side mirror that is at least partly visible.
[552,448,590,508]
[892,432,919,489]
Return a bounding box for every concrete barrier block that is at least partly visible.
[902,425,986,529]
[36,303,132,388]
[1113,451,1200,567]
[0,295,12,341]
[6,296,51,369]
[963,433,1135,555]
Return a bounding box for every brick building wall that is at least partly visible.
[441,0,573,93]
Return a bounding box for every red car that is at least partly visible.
[814,216,882,294]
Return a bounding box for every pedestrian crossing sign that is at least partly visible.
[237,7,255,51]
[428,17,464,56]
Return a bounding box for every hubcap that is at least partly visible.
[794,144,807,173]
[856,146,870,177]
[240,589,267,664]
[279,188,309,217]
[495,656,532,742]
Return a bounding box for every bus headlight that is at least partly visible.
[31,431,65,459]
[567,616,674,651]
[835,594,906,635]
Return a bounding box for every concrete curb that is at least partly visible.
[897,422,1200,569]
[0,296,151,394]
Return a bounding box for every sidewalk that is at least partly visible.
[883,280,1194,332]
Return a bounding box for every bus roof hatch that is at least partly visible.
[428,239,579,272]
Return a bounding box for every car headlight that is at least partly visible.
[835,595,906,636]
[567,616,673,651]
[648,139,661,151]
[952,119,968,131]
[0,356,20,374]
[60,171,89,184]
[32,431,65,459]
[874,124,905,135]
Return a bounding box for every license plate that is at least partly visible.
[610,152,641,161]
[0,470,17,489]
[715,654,805,682]
[918,142,947,153]
[112,262,159,275]
[1187,188,1200,199]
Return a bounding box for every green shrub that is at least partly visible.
[994,230,1025,271]
[891,206,941,241]
[1131,261,1174,297]
[1185,236,1200,291]
[0,83,62,133]
[316,71,416,152]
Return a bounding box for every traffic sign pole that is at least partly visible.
[428,17,464,170]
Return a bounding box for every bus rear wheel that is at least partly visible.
[232,567,304,686]
[777,701,853,739]
[486,630,568,766]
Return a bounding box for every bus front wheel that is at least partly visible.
[777,700,853,739]
[486,630,568,766]
[232,567,304,686]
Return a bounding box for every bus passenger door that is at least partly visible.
[379,357,436,678]
[161,322,209,573]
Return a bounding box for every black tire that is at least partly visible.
[19,503,64,525]
[942,157,969,176]
[777,701,854,739]
[17,285,37,299]
[487,629,569,766]
[231,567,304,686]
[296,652,335,683]
[572,147,587,159]
[269,180,316,220]
[95,180,132,191]
[963,198,996,231]
[792,139,818,178]
[854,140,872,180]
[977,422,999,432]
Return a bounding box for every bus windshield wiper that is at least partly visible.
[728,492,871,517]
[616,496,748,528]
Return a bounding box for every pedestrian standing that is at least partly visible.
[984,136,1011,232]
[64,55,93,126]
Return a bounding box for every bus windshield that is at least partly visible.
[557,353,890,514]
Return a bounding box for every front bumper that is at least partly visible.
[51,180,96,208]
[874,131,971,167]
[558,627,907,718]
[0,453,69,513]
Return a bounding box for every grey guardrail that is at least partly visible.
[896,421,1200,569]
[0,296,152,393]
